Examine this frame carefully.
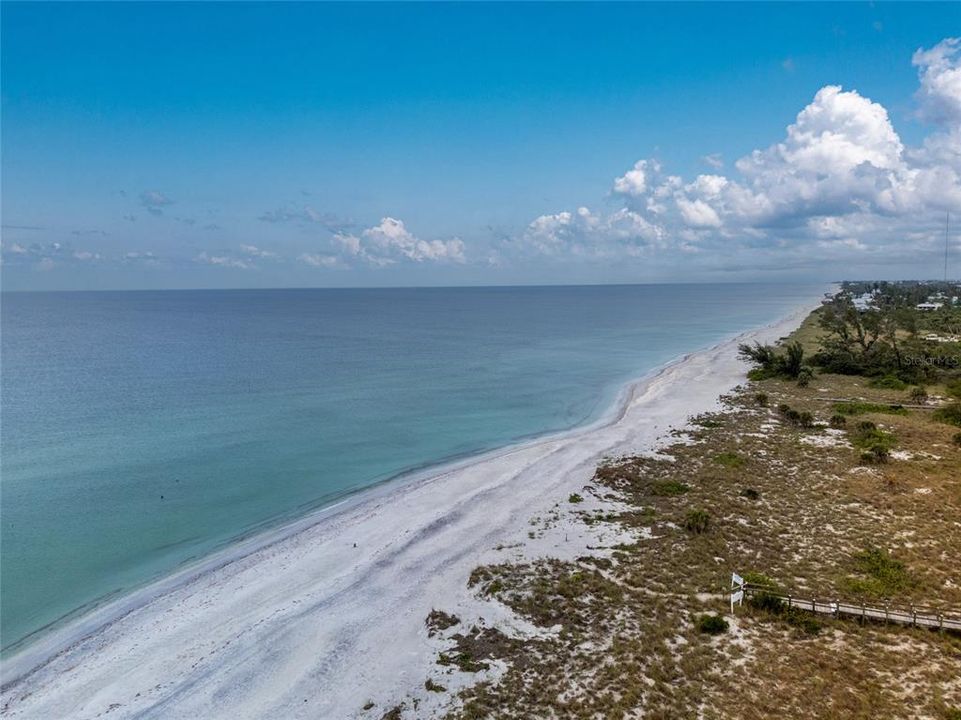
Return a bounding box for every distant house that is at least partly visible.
[923,333,960,343]
[916,302,944,311]
[852,293,876,312]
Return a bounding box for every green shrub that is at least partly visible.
[651,480,690,496]
[859,447,890,464]
[692,415,723,428]
[781,407,815,428]
[842,547,913,598]
[748,590,785,613]
[829,414,847,428]
[696,614,729,634]
[933,402,961,427]
[947,379,961,399]
[740,488,760,500]
[683,509,710,534]
[785,610,822,635]
[568,493,583,503]
[909,385,928,403]
[869,375,908,390]
[796,368,814,387]
[425,679,446,693]
[714,452,746,469]
[783,342,806,379]
[754,392,769,406]
[849,423,896,453]
[738,341,807,380]
[953,432,961,448]
[742,571,779,592]
[748,590,820,634]
[777,403,791,415]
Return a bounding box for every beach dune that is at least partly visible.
[0,307,811,720]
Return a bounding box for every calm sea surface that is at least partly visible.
[0,284,821,650]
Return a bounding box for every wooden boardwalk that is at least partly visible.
[742,586,961,632]
[810,397,936,411]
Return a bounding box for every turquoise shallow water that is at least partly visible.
[0,284,821,651]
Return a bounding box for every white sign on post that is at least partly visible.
[731,571,745,613]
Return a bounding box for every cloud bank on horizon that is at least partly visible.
[3,35,960,286]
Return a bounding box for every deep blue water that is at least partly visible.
[0,284,820,651]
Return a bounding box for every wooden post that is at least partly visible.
[862,602,866,624]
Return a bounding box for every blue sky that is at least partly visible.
[2,2,960,290]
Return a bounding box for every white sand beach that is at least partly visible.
[1,305,814,720]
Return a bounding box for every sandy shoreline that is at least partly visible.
[1,301,818,719]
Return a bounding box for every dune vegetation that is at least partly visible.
[418,284,961,720]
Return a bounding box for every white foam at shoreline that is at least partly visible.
[0,300,819,719]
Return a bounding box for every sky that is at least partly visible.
[2,2,960,291]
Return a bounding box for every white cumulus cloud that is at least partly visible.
[333,217,466,265]
[519,38,961,272]
[194,252,253,270]
[298,253,341,269]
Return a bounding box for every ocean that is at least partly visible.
[0,283,820,652]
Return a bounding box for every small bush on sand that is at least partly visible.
[740,488,760,500]
[850,422,896,464]
[651,480,689,496]
[842,547,913,598]
[748,590,821,635]
[953,432,961,448]
[568,493,583,503]
[742,571,779,592]
[786,611,822,635]
[934,402,961,427]
[426,609,460,636]
[749,591,785,613]
[777,403,816,428]
[909,385,928,403]
[683,509,710,534]
[714,452,746,469]
[829,413,847,428]
[696,614,729,634]
[796,368,813,387]
[860,447,890,464]
[869,376,908,391]
[425,679,446,693]
[754,392,769,406]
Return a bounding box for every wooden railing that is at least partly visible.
[742,585,961,632]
